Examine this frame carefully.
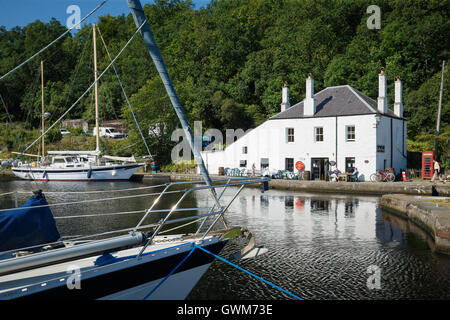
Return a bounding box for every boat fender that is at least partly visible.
[94,253,117,266]
[87,168,92,179]
[42,171,47,178]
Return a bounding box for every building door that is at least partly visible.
[311,158,328,180]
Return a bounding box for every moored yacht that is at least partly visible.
[11,24,144,181]
[11,150,143,181]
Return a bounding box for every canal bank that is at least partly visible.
[2,170,448,196]
[381,194,450,255]
[134,172,450,196]
[139,172,450,255]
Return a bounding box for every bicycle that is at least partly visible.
[370,170,395,182]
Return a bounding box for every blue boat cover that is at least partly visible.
[0,190,60,252]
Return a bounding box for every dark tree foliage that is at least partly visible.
[0,0,449,163]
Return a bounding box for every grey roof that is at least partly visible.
[270,85,401,120]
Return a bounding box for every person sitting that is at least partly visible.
[329,168,341,182]
[349,168,359,182]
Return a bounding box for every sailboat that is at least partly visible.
[0,0,270,300]
[11,25,144,181]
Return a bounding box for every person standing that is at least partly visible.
[431,160,440,181]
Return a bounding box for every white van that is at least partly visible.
[93,127,125,139]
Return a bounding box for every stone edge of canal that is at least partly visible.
[381,194,450,256]
[3,171,449,255]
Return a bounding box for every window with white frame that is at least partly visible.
[314,127,323,142]
[286,128,294,143]
[285,158,294,172]
[346,125,355,141]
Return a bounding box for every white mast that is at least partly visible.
[41,60,45,160]
[93,24,100,165]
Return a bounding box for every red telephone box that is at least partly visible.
[422,151,434,179]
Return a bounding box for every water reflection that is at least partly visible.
[190,188,450,299]
[1,179,449,299]
[310,199,330,212]
[0,180,200,237]
[284,196,293,210]
[376,208,405,244]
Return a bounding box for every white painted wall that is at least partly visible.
[200,114,395,181]
[376,115,407,174]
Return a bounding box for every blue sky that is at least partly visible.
[0,0,211,30]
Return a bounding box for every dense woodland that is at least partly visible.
[0,0,449,166]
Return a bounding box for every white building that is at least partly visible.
[201,69,407,181]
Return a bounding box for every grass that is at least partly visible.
[422,198,450,208]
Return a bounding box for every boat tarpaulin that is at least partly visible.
[0,190,60,252]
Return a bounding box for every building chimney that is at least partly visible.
[304,73,316,116]
[394,76,403,118]
[377,67,388,114]
[281,81,291,112]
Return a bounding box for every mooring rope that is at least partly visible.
[141,242,303,300]
[193,244,303,300]
[142,244,196,300]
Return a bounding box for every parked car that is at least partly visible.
[93,127,125,139]
[60,128,71,135]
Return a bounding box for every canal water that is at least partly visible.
[0,179,449,300]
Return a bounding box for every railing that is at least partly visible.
[0,176,270,258]
[135,176,270,258]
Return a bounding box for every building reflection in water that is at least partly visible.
[260,195,269,207]
[246,192,411,242]
[284,196,294,210]
[310,199,330,212]
[344,199,358,217]
[375,207,405,244]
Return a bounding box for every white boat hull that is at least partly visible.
[99,263,211,300]
[11,163,143,181]
[0,236,226,300]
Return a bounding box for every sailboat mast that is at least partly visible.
[41,60,45,159]
[126,0,213,186]
[93,24,100,164]
[126,0,226,225]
